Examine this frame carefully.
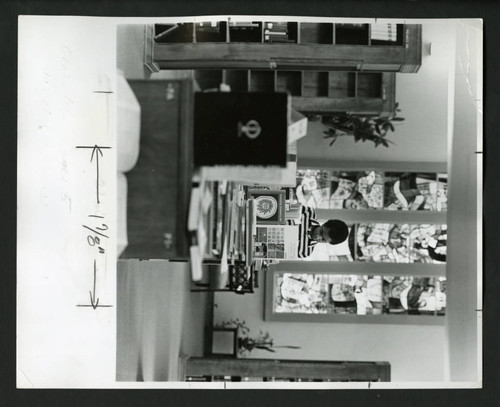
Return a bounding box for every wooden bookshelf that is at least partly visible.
[148,20,419,117]
[150,21,421,73]
[182,357,391,382]
[195,69,395,115]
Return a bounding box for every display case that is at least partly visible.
[264,262,447,324]
[292,169,448,212]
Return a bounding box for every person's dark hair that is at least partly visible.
[322,219,349,245]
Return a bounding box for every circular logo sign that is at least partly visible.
[238,120,262,139]
[255,196,278,219]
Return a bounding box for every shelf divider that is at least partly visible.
[300,70,305,96]
[354,72,359,98]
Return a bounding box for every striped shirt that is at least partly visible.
[287,205,321,258]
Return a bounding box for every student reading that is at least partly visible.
[287,205,349,258]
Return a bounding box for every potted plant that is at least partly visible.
[215,319,300,356]
[321,103,405,148]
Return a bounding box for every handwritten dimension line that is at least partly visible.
[75,145,112,204]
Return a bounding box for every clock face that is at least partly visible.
[255,196,278,219]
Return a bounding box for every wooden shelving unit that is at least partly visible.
[181,357,391,382]
[150,21,421,73]
[147,20,420,118]
[196,69,395,115]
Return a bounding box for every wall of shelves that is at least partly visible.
[154,21,405,47]
[145,21,421,116]
[195,69,395,115]
[216,70,387,98]
[150,21,421,73]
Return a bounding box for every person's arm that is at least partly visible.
[295,185,306,204]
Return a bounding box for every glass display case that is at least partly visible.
[354,223,447,264]
[268,270,446,320]
[292,168,448,212]
[284,167,448,264]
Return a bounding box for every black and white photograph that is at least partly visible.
[17,15,483,390]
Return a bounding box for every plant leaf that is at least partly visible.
[273,345,301,349]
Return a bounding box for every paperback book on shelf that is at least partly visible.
[371,23,398,42]
[187,177,256,281]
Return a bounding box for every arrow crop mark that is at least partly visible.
[89,259,99,309]
[76,259,113,309]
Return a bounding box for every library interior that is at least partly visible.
[115,19,481,384]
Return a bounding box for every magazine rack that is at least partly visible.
[191,261,256,294]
